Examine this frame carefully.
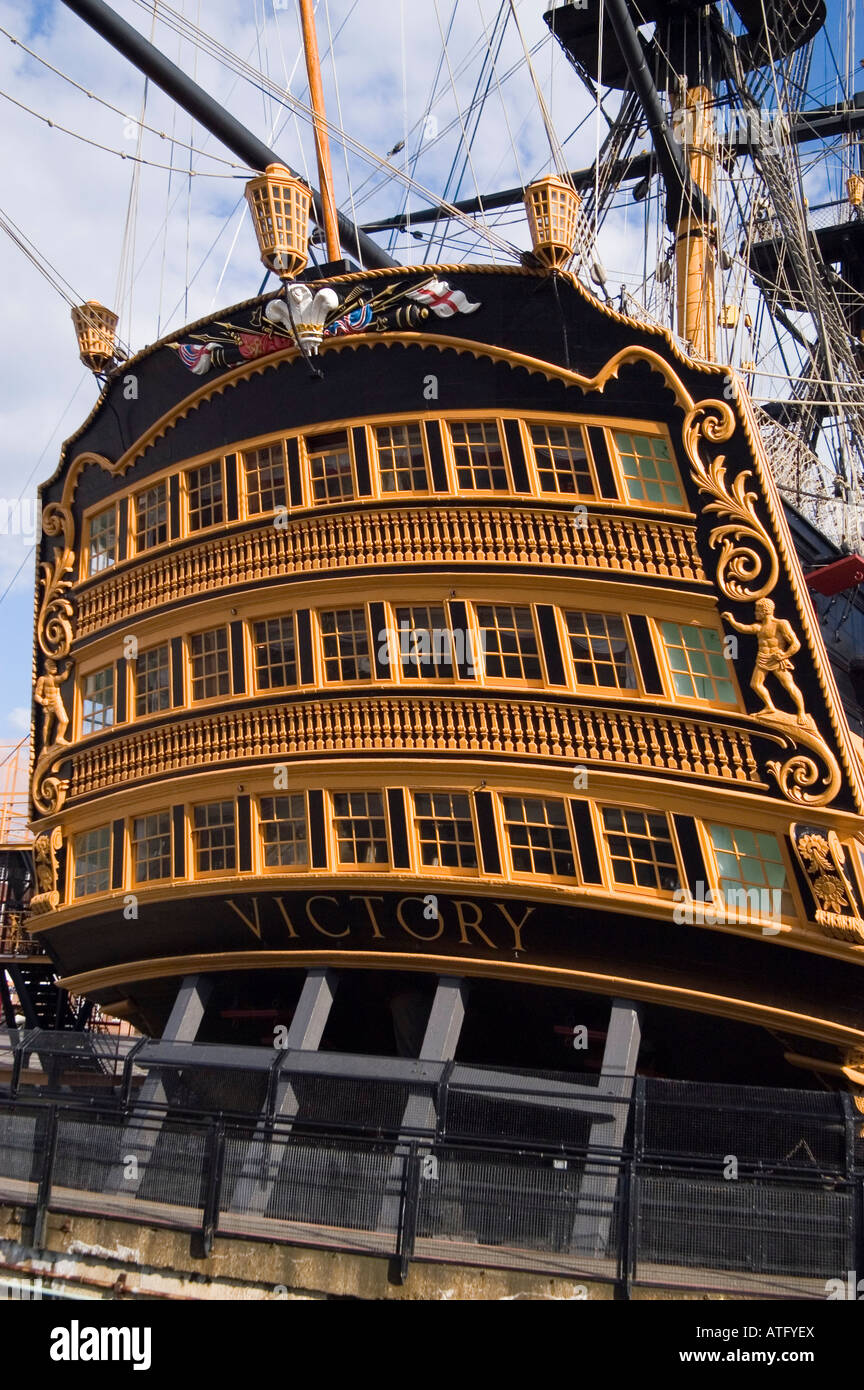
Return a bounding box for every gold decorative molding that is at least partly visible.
[74,507,706,637]
[56,946,864,1049]
[65,695,762,802]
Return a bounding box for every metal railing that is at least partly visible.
[0,1045,859,1297]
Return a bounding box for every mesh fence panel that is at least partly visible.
[0,1107,41,1188]
[418,1149,592,1253]
[634,1167,852,1293]
[136,1123,210,1211]
[219,1134,398,1252]
[643,1081,847,1171]
[53,1116,125,1196]
[279,1072,423,1135]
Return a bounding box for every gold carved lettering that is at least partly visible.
[495,902,535,952]
[306,895,349,938]
[226,898,261,939]
[396,896,444,941]
[454,899,497,949]
[348,895,385,939]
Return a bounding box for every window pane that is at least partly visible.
[73,827,111,897]
[135,483,168,551]
[88,510,116,574]
[661,623,736,704]
[565,611,636,689]
[414,792,477,869]
[449,421,509,491]
[333,791,388,864]
[614,431,685,508]
[502,796,575,877]
[259,793,308,868]
[476,605,542,681]
[307,430,353,502]
[708,823,794,917]
[81,666,115,734]
[187,461,224,531]
[193,801,236,873]
[530,423,595,495]
[254,617,297,689]
[394,605,456,680]
[190,628,230,700]
[375,423,429,493]
[244,443,288,514]
[320,609,371,682]
[600,805,680,892]
[135,645,170,717]
[133,811,172,881]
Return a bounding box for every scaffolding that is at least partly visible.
[0,740,31,847]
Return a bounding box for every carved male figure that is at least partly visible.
[34,659,71,746]
[722,597,807,725]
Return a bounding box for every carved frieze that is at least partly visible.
[791,823,864,946]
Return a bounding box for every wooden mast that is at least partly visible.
[673,85,717,360]
[298,0,341,264]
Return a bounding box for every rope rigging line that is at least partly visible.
[0,25,248,168]
[127,0,540,256]
[0,204,133,357]
[0,87,245,176]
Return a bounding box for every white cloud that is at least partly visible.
[6,707,30,733]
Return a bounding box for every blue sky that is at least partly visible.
[0,0,860,778]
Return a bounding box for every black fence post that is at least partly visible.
[622,1076,646,1298]
[841,1091,861,1290]
[32,1103,60,1249]
[437,1059,455,1140]
[201,1117,227,1257]
[396,1142,421,1283]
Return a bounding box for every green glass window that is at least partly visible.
[708,824,794,918]
[661,622,736,704]
[614,431,685,507]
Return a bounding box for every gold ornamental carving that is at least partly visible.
[683,400,840,807]
[34,659,71,746]
[36,502,76,660]
[30,825,63,916]
[682,401,778,601]
[791,825,864,946]
[33,501,76,816]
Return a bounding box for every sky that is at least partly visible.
[0,0,859,776]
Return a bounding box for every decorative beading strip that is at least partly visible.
[74,508,705,636]
[67,695,759,800]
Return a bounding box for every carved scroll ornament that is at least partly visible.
[683,401,840,806]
